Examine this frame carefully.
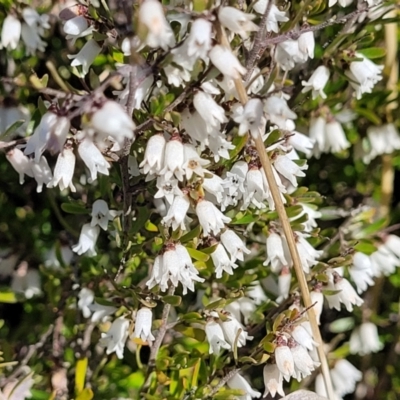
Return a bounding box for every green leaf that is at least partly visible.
[358,47,386,59]
[186,247,210,262]
[75,358,88,394]
[205,298,226,310]
[329,317,354,333]
[231,214,259,225]
[163,295,182,306]
[180,225,202,243]
[61,202,88,215]
[355,107,382,125]
[0,292,17,303]
[0,120,25,139]
[174,325,205,341]
[131,206,151,234]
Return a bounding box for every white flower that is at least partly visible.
[47,146,76,192]
[100,317,130,359]
[67,39,101,76]
[264,96,297,129]
[242,167,275,210]
[211,243,238,279]
[370,246,398,277]
[263,364,285,398]
[155,176,183,205]
[133,307,155,344]
[63,15,93,43]
[325,272,364,312]
[253,1,288,33]
[139,134,166,177]
[72,223,100,257]
[209,45,247,80]
[287,132,315,158]
[233,99,264,138]
[301,66,330,99]
[203,173,225,204]
[193,90,228,131]
[220,313,253,348]
[139,0,175,50]
[220,229,250,262]
[31,156,52,193]
[78,288,94,318]
[163,65,191,87]
[44,244,73,269]
[274,40,307,71]
[160,136,185,181]
[78,138,111,183]
[182,143,209,180]
[11,265,42,299]
[383,234,400,259]
[227,373,261,400]
[89,302,117,323]
[91,199,116,231]
[309,116,326,157]
[6,148,34,184]
[291,342,319,380]
[205,319,231,354]
[329,0,353,6]
[196,198,231,236]
[162,194,190,231]
[346,53,383,99]
[349,322,383,356]
[363,124,400,163]
[331,359,362,397]
[1,14,22,50]
[20,8,49,55]
[325,120,350,153]
[291,325,317,351]
[278,267,291,301]
[263,231,289,273]
[87,100,135,146]
[275,342,295,381]
[310,290,324,325]
[349,252,375,293]
[218,7,258,39]
[295,233,322,273]
[298,31,315,59]
[274,154,307,188]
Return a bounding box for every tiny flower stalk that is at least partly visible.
[216,24,335,399]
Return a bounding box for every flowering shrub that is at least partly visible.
[0,0,399,399]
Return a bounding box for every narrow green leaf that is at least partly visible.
[75,358,88,393]
[358,47,386,59]
[61,203,88,215]
[163,295,182,306]
[0,292,17,303]
[186,247,210,262]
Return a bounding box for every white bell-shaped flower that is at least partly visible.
[100,317,130,359]
[264,96,297,129]
[193,90,228,131]
[218,7,258,39]
[72,223,100,257]
[1,14,22,50]
[227,373,261,400]
[346,52,383,99]
[325,120,350,153]
[298,31,315,59]
[205,318,231,354]
[220,313,253,348]
[349,252,375,293]
[67,39,101,76]
[139,134,166,177]
[275,340,295,382]
[274,154,307,188]
[31,156,52,193]
[185,18,212,61]
[78,288,95,318]
[11,265,42,299]
[310,289,324,325]
[87,100,135,147]
[211,243,238,279]
[63,15,93,43]
[253,1,288,33]
[90,199,116,231]
[133,307,155,344]
[78,138,110,183]
[182,143,209,180]
[160,136,185,181]
[349,322,383,356]
[47,145,76,192]
[263,363,285,398]
[203,173,225,204]
[331,359,362,397]
[196,198,231,236]
[88,302,117,323]
[291,325,317,351]
[220,229,250,262]
[139,0,175,50]
[155,176,183,205]
[301,65,330,99]
[233,98,264,139]
[209,45,247,80]
[6,148,34,184]
[290,341,319,380]
[162,194,190,231]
